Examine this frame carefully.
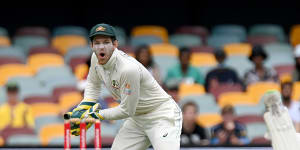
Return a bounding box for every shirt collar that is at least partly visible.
[101,48,118,70]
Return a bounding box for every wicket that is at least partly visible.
[64,113,102,150]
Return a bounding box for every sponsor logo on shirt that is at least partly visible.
[124,83,131,95]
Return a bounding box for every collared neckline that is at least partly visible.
[101,48,118,70]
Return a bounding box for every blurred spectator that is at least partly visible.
[244,45,278,86]
[0,82,34,130]
[135,45,161,84]
[281,81,300,132]
[211,105,250,145]
[165,47,204,90]
[293,45,300,81]
[205,48,241,92]
[181,102,208,146]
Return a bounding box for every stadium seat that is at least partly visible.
[169,34,202,48]
[274,64,294,77]
[52,35,88,55]
[175,26,209,43]
[43,76,78,91]
[131,25,168,42]
[223,43,252,56]
[119,45,134,54]
[196,113,223,128]
[247,35,278,46]
[290,24,300,46]
[69,56,90,71]
[27,53,65,73]
[179,94,220,114]
[6,134,41,146]
[247,82,280,104]
[211,24,247,41]
[209,83,243,101]
[75,63,89,80]
[52,86,78,103]
[292,82,300,101]
[130,35,163,47]
[114,26,127,46]
[224,55,254,78]
[218,92,255,108]
[0,46,26,62]
[246,122,268,140]
[0,36,10,47]
[59,91,82,112]
[190,52,217,67]
[15,26,50,39]
[234,105,265,116]
[64,46,92,64]
[52,26,88,37]
[235,115,265,125]
[30,103,60,119]
[207,35,243,48]
[0,127,35,141]
[264,43,294,67]
[28,46,60,56]
[0,27,8,36]
[39,123,64,146]
[14,35,49,54]
[0,57,23,65]
[249,24,286,42]
[190,46,214,53]
[251,136,270,145]
[0,64,33,86]
[24,96,56,104]
[178,83,205,99]
[149,43,179,56]
[0,136,3,146]
[36,66,74,81]
[0,86,6,104]
[35,115,63,132]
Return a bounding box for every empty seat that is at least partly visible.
[52,35,88,55]
[14,35,49,54]
[35,66,74,82]
[30,103,60,119]
[0,86,6,104]
[246,122,267,141]
[169,34,202,48]
[207,35,243,48]
[39,123,64,146]
[131,25,168,42]
[0,46,26,62]
[114,26,127,46]
[59,91,82,112]
[28,46,60,56]
[264,43,294,67]
[175,26,209,43]
[35,115,63,133]
[52,26,88,37]
[179,94,220,114]
[190,46,214,53]
[64,46,92,64]
[249,24,285,42]
[223,43,252,56]
[6,134,41,146]
[52,86,78,102]
[178,83,205,99]
[150,43,179,57]
[292,82,300,100]
[24,96,56,104]
[0,36,11,47]
[27,53,65,73]
[196,113,223,128]
[0,127,35,141]
[209,83,243,101]
[75,63,89,80]
[247,82,280,104]
[236,115,265,125]
[69,56,90,71]
[218,92,255,108]
[43,76,78,91]
[130,35,163,47]
[153,55,179,80]
[190,52,217,67]
[0,27,8,36]
[247,35,278,46]
[234,105,265,116]
[211,24,247,41]
[224,55,254,78]
[0,64,33,86]
[0,57,23,65]
[15,26,50,39]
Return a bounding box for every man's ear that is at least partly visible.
[113,40,119,48]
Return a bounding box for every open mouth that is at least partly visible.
[99,52,105,58]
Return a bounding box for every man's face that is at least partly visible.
[91,35,118,65]
[282,84,292,99]
[180,52,191,66]
[183,105,197,122]
[7,91,18,105]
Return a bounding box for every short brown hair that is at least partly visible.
[182,102,198,113]
[221,105,234,115]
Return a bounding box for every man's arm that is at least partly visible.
[82,53,102,103]
[98,66,141,120]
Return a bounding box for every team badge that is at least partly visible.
[124,83,131,95]
[111,80,119,89]
[96,26,106,32]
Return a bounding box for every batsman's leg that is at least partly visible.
[111,118,151,150]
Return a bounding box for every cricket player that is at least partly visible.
[69,23,182,150]
[263,90,300,150]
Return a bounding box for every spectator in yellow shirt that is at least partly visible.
[0,82,34,130]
